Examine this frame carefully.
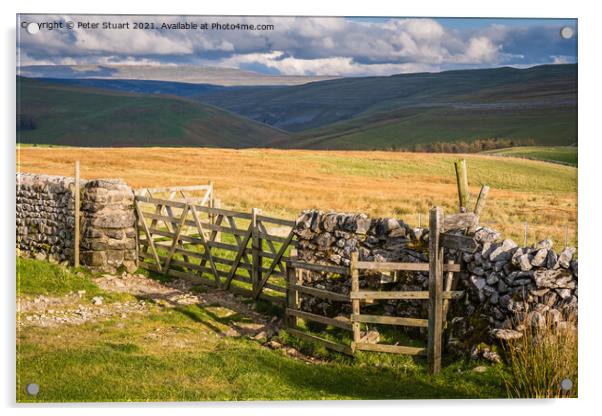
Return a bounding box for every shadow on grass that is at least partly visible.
[17,339,502,402]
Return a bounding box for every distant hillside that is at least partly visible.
[193,64,577,148]
[481,146,577,166]
[16,77,288,148]
[18,65,337,86]
[16,64,578,150]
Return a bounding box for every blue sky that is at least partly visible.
[17,15,577,76]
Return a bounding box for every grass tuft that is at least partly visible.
[502,313,578,398]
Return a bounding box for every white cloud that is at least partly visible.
[220,51,437,76]
[16,15,576,76]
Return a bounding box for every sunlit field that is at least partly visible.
[17,147,577,248]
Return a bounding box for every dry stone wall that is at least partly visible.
[293,209,578,351]
[16,173,137,273]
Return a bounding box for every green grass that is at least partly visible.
[290,106,577,150]
[16,77,287,148]
[261,151,577,194]
[17,297,507,402]
[481,146,578,166]
[17,257,100,297]
[16,258,508,401]
[17,257,132,303]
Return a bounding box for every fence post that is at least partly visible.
[524,221,529,246]
[473,185,490,216]
[428,207,443,375]
[286,248,298,328]
[214,198,221,242]
[74,160,80,268]
[350,251,360,352]
[251,208,262,293]
[454,159,470,213]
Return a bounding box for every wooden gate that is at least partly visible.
[285,207,478,374]
[134,187,296,303]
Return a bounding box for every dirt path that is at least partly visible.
[17,272,321,363]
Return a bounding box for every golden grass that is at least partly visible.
[503,313,578,398]
[16,147,577,247]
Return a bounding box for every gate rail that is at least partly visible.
[285,207,475,374]
[134,190,296,303]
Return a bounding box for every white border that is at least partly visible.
[3,1,601,415]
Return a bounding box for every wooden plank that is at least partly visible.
[189,205,221,286]
[351,314,428,327]
[454,159,470,212]
[197,212,225,280]
[354,342,426,356]
[135,195,187,208]
[287,328,353,355]
[224,215,253,271]
[199,182,212,207]
[286,253,299,328]
[135,202,163,273]
[294,284,349,302]
[223,225,253,289]
[74,160,80,268]
[443,213,478,231]
[474,185,490,216]
[251,208,261,293]
[443,260,455,326]
[135,195,253,219]
[257,232,289,244]
[354,261,460,273]
[254,228,295,298]
[142,213,245,236]
[351,252,361,347]
[350,290,464,300]
[163,204,189,273]
[428,207,444,375]
[257,221,286,275]
[286,308,352,330]
[256,215,295,227]
[439,232,478,253]
[289,260,348,275]
[136,184,212,195]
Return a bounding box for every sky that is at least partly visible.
[17,15,577,76]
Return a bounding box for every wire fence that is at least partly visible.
[413,212,577,249]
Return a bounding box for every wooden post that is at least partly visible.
[524,221,528,246]
[473,185,490,216]
[454,159,470,213]
[74,161,80,268]
[350,251,360,352]
[564,224,569,248]
[428,207,444,374]
[442,260,455,325]
[251,208,261,293]
[214,198,221,242]
[286,248,299,328]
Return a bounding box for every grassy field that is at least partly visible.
[288,107,577,150]
[482,146,578,166]
[16,77,287,147]
[17,258,508,401]
[17,147,578,248]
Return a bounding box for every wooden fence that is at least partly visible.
[134,186,296,303]
[133,184,478,374]
[285,207,476,374]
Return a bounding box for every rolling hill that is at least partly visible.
[18,64,337,86]
[16,77,288,148]
[191,64,576,129]
[16,64,577,150]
